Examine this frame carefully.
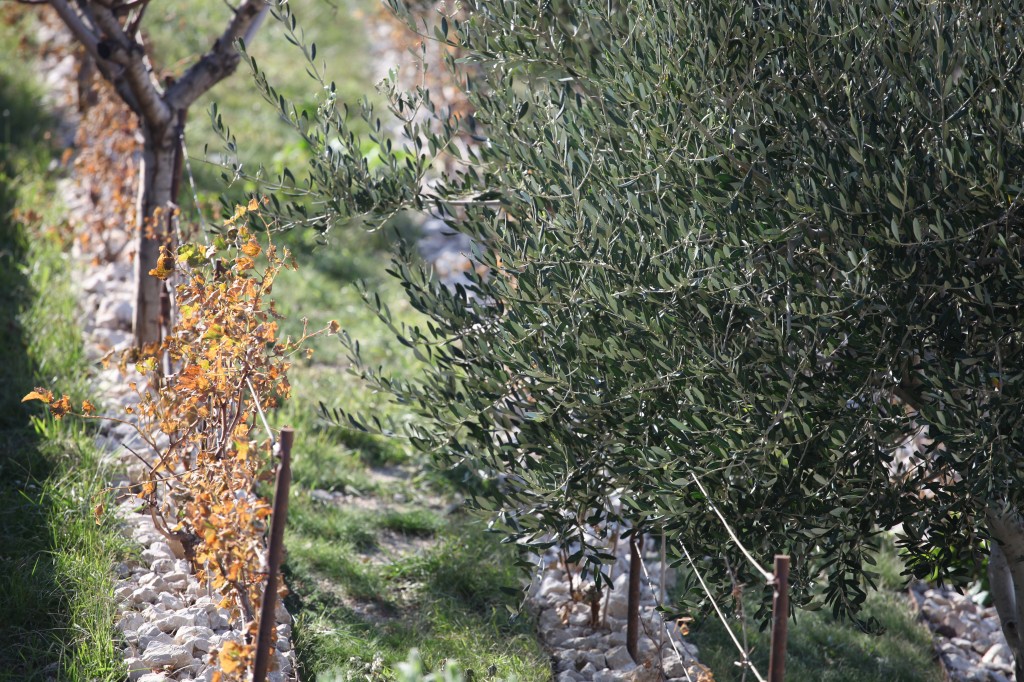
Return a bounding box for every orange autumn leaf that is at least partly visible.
[49,394,71,419]
[218,640,244,674]
[148,246,175,280]
[235,256,256,271]
[247,197,260,212]
[241,239,261,258]
[224,203,247,226]
[22,388,54,404]
[81,399,96,415]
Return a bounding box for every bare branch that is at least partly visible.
[89,1,171,126]
[46,0,102,59]
[164,0,269,111]
[124,0,151,36]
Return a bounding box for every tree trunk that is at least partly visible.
[986,508,1024,679]
[44,0,269,349]
[133,120,181,349]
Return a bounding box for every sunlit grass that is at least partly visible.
[0,30,128,675]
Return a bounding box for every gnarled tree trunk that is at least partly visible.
[987,507,1024,679]
[44,0,268,348]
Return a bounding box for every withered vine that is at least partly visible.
[25,200,335,680]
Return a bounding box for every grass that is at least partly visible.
[0,16,129,680]
[265,238,552,680]
[684,539,944,682]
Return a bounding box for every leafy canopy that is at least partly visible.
[244,0,1024,626]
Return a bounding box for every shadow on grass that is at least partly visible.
[0,72,67,679]
[684,566,944,682]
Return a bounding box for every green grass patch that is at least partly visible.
[284,516,551,681]
[685,540,943,682]
[0,19,129,679]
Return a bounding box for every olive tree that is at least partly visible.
[34,0,268,347]
[248,0,1024,672]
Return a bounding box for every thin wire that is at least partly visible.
[179,127,208,242]
[246,377,276,448]
[635,549,695,682]
[679,541,767,682]
[690,472,773,582]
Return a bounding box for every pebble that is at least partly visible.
[911,580,1019,681]
[528,534,711,681]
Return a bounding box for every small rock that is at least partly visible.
[275,599,291,625]
[154,611,192,633]
[137,674,170,682]
[131,587,158,605]
[943,652,975,673]
[663,653,686,678]
[140,640,193,669]
[937,611,968,638]
[594,671,626,682]
[982,642,1012,667]
[581,650,606,669]
[117,610,145,633]
[606,645,635,670]
[176,625,215,654]
[158,592,185,611]
[540,572,570,596]
[124,658,150,682]
[164,571,189,589]
[142,543,174,563]
[140,572,167,590]
[137,623,172,649]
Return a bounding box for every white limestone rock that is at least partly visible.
[140,640,193,669]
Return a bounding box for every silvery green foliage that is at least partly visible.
[238,0,1024,631]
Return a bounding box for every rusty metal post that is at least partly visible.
[252,428,293,682]
[767,555,790,682]
[626,531,642,662]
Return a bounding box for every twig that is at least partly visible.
[246,376,276,447]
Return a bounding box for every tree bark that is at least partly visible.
[132,120,179,349]
[986,507,1024,679]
